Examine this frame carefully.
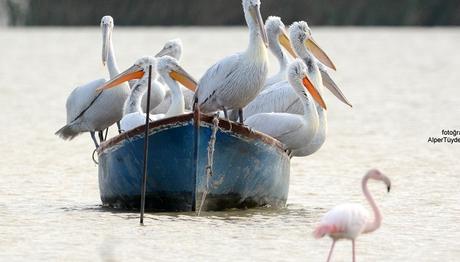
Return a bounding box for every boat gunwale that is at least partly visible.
[97,113,288,155]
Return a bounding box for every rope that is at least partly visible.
[92,148,99,165]
[197,112,219,216]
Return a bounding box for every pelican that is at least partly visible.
[97,56,197,132]
[150,39,195,114]
[55,16,130,148]
[239,21,352,122]
[264,16,296,88]
[154,38,183,61]
[194,0,269,123]
[141,38,183,113]
[245,59,326,155]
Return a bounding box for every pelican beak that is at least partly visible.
[303,75,327,110]
[169,65,197,92]
[102,23,110,66]
[249,5,269,48]
[279,28,297,58]
[155,46,169,58]
[96,65,144,91]
[306,37,336,71]
[320,69,352,107]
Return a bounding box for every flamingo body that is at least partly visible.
[314,203,369,240]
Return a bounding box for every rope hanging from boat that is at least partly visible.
[197,112,219,216]
[92,149,99,165]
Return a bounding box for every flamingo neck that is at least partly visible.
[107,35,121,79]
[362,175,383,234]
[163,74,185,117]
[124,77,147,115]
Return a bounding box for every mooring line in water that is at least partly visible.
[197,113,219,216]
[140,65,152,225]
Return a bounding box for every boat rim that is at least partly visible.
[97,113,289,155]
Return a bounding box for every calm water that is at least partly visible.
[1,27,459,261]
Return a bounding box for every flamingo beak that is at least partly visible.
[96,65,144,91]
[102,23,110,66]
[279,28,297,58]
[382,175,392,193]
[306,37,336,71]
[169,65,197,92]
[249,5,269,48]
[303,75,327,110]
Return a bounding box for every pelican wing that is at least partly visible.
[65,78,107,124]
[196,53,241,110]
[264,70,286,88]
[246,113,304,142]
[243,81,303,120]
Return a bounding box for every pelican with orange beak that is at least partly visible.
[245,59,325,156]
[238,20,351,120]
[97,56,197,132]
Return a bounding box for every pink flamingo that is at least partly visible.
[313,169,391,262]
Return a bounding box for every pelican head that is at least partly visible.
[155,38,183,61]
[366,169,392,193]
[265,16,296,58]
[242,0,268,47]
[288,59,327,110]
[101,15,114,66]
[97,56,157,91]
[157,56,197,92]
[289,21,336,71]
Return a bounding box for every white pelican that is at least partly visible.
[239,21,352,120]
[154,38,183,61]
[55,16,130,148]
[245,59,326,155]
[264,16,296,88]
[97,56,197,132]
[141,38,183,113]
[149,39,195,114]
[194,0,269,123]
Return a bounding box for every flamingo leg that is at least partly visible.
[352,239,356,262]
[238,108,244,124]
[90,131,99,148]
[326,240,336,262]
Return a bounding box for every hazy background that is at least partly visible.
[1,0,460,27]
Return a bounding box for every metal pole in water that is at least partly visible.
[192,98,200,212]
[140,65,152,225]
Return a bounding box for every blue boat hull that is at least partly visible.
[97,113,290,212]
